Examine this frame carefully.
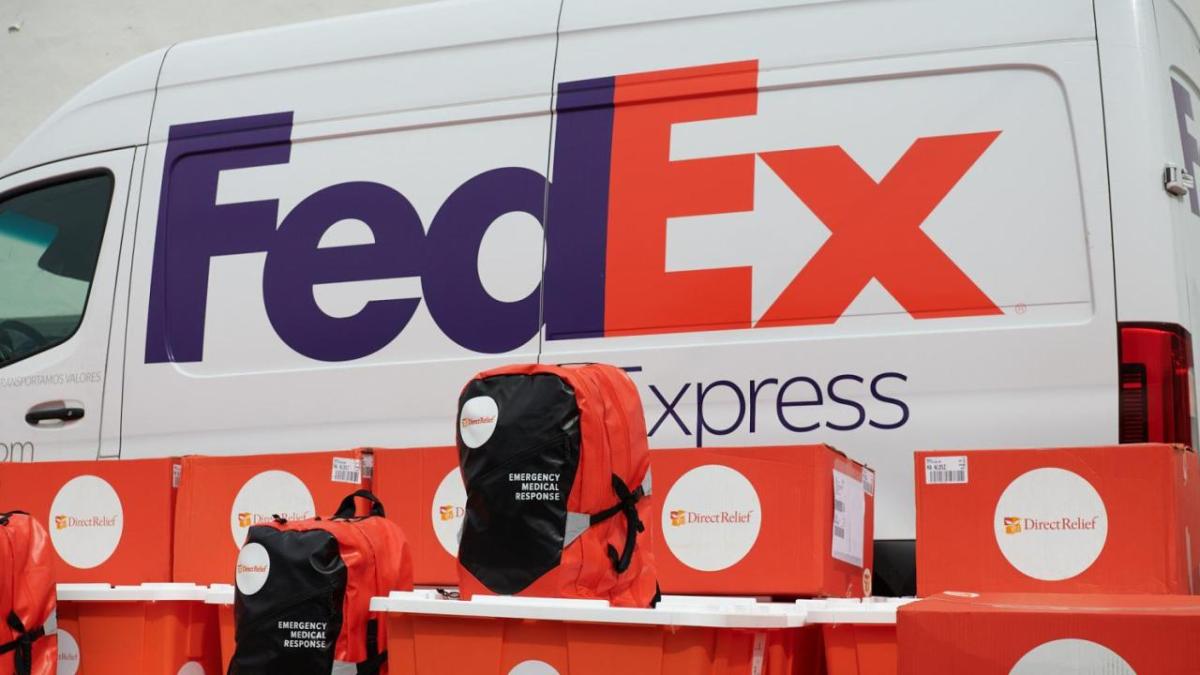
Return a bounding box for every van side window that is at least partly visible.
[0,173,114,368]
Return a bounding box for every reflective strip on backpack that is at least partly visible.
[564,512,590,548]
[563,470,650,550]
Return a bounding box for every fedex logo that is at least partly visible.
[146,60,1002,363]
[1173,77,1200,216]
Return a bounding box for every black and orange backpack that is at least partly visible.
[455,363,657,608]
[0,510,56,675]
[230,490,413,674]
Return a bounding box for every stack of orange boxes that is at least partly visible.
[902,443,1200,672]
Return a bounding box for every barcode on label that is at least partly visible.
[332,458,362,485]
[831,468,864,567]
[924,456,968,484]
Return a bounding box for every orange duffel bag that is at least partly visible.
[455,363,658,608]
[0,511,56,675]
[230,490,413,674]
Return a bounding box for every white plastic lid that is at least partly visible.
[57,583,209,602]
[797,597,916,625]
[205,584,235,605]
[370,591,805,629]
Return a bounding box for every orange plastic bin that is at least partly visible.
[56,583,221,675]
[801,598,914,675]
[372,591,824,675]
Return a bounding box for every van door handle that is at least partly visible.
[25,406,85,426]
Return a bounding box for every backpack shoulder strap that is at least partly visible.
[0,610,45,675]
[354,617,387,674]
[0,511,28,526]
[580,474,647,574]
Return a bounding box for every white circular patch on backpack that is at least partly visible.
[431,468,467,556]
[993,468,1107,581]
[49,475,124,569]
[508,661,560,675]
[235,542,271,595]
[177,662,206,675]
[459,396,499,449]
[661,465,762,572]
[1009,639,1135,674]
[57,628,80,675]
[229,471,315,548]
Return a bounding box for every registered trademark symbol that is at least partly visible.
[1015,303,1027,315]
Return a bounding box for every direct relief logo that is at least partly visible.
[667,508,756,527]
[49,475,124,569]
[1009,639,1135,674]
[431,468,467,556]
[993,468,1108,581]
[235,541,271,596]
[661,465,762,572]
[459,396,499,449]
[229,470,316,548]
[57,628,80,675]
[1003,515,1100,535]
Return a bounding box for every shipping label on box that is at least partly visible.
[915,444,1197,596]
[651,444,873,597]
[899,592,1200,674]
[0,458,177,583]
[173,450,365,584]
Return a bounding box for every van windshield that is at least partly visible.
[0,173,113,368]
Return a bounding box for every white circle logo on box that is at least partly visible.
[1010,639,1135,674]
[431,468,467,556]
[49,475,123,569]
[177,662,206,675]
[662,465,761,572]
[57,628,80,675]
[509,661,560,675]
[993,468,1108,581]
[460,396,499,449]
[230,471,316,548]
[235,542,271,595]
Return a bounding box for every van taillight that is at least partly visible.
[1118,323,1195,446]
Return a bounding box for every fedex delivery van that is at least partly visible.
[1,0,1197,592]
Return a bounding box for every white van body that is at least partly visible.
[2,0,1198,586]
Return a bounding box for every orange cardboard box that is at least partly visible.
[915,444,1200,596]
[650,445,874,597]
[173,450,365,584]
[0,458,176,583]
[371,446,462,586]
[898,592,1200,673]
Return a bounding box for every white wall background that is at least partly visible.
[0,0,435,160]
